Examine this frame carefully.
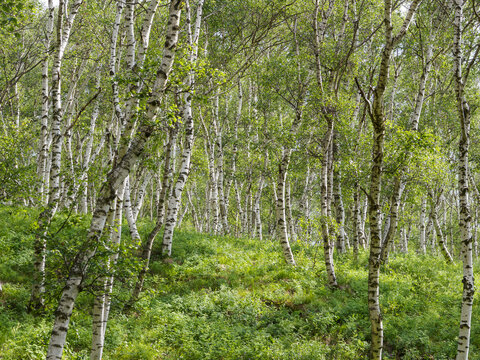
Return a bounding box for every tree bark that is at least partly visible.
[362,1,420,358]
[453,2,474,358]
[161,0,204,257]
[276,148,296,265]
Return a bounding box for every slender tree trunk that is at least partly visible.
[124,176,141,245]
[431,203,454,264]
[362,2,420,357]
[276,148,296,265]
[334,170,346,253]
[419,196,427,254]
[320,122,337,287]
[353,184,360,258]
[38,1,55,205]
[453,2,474,358]
[286,182,295,241]
[90,188,123,360]
[380,178,405,262]
[161,0,204,257]
[253,171,265,241]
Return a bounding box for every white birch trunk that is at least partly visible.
[334,170,346,253]
[38,0,55,205]
[276,148,296,265]
[161,0,204,256]
[124,176,141,245]
[419,196,427,254]
[286,182,295,242]
[453,2,474,358]
[253,173,265,241]
[320,123,337,287]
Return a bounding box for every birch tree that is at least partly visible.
[45,1,184,358]
[357,1,421,357]
[30,0,84,312]
[453,1,475,357]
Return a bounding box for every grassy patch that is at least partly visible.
[0,206,479,359]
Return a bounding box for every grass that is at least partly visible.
[0,205,479,359]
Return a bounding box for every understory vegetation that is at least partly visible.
[1,206,479,360]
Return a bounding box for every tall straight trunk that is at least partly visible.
[161,0,204,257]
[419,196,427,254]
[214,91,229,234]
[334,170,346,253]
[352,184,361,257]
[453,2,474,358]
[229,81,242,235]
[276,148,296,265]
[320,122,337,287]
[177,202,188,228]
[161,104,194,256]
[110,1,124,123]
[217,135,228,234]
[133,171,152,221]
[45,2,183,358]
[429,215,436,254]
[298,163,311,236]
[253,165,266,240]
[286,182,295,241]
[207,141,219,233]
[361,1,420,358]
[253,183,264,240]
[78,72,102,213]
[124,176,141,245]
[362,183,369,247]
[234,180,244,236]
[38,0,55,205]
[30,0,84,312]
[187,189,201,231]
[245,185,253,236]
[380,178,405,262]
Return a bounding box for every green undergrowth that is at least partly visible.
[0,205,480,359]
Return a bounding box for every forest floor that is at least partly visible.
[0,206,480,359]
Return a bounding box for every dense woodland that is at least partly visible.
[1,0,480,359]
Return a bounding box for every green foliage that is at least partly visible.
[1,206,480,359]
[0,124,38,203]
[0,0,35,35]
